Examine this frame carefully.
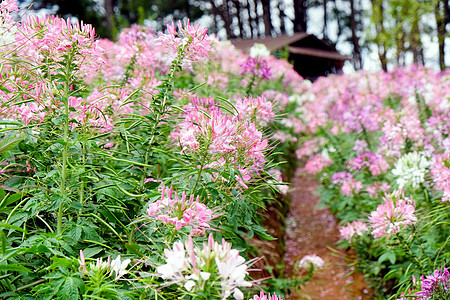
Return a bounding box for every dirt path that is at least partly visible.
[283,170,372,300]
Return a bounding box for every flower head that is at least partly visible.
[368,190,417,238]
[339,220,368,241]
[392,152,430,190]
[147,186,219,236]
[156,235,252,299]
[239,57,271,80]
[431,153,450,202]
[157,20,211,62]
[415,266,450,299]
[298,254,325,270]
[249,43,270,58]
[251,291,283,300]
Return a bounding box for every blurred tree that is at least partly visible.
[22,0,203,39]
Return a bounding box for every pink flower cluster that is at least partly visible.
[366,182,391,198]
[18,14,104,78]
[304,154,332,175]
[331,172,363,197]
[368,190,417,238]
[431,153,450,202]
[158,20,211,62]
[234,96,275,126]
[147,186,218,236]
[239,57,271,80]
[171,103,268,187]
[415,266,450,299]
[348,152,390,176]
[251,291,283,300]
[339,220,368,240]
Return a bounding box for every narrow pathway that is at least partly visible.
[283,170,372,300]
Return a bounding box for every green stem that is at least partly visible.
[79,139,86,206]
[396,232,425,272]
[57,52,74,235]
[423,185,430,204]
[191,164,204,194]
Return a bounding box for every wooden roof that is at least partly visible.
[230,33,310,53]
[230,33,350,61]
[288,46,349,61]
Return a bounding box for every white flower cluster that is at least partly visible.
[156,234,252,299]
[78,250,131,281]
[392,152,430,190]
[249,43,270,58]
[298,254,325,270]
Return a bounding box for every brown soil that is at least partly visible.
[283,170,372,300]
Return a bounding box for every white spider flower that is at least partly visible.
[392,152,430,189]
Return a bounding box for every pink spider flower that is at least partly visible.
[239,56,271,80]
[304,154,332,175]
[18,14,104,77]
[251,291,283,300]
[234,96,275,126]
[341,179,363,197]
[147,186,218,236]
[157,20,211,62]
[339,220,368,241]
[368,190,417,238]
[415,266,450,299]
[430,153,450,202]
[348,152,390,176]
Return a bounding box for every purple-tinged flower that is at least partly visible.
[239,57,271,80]
[415,266,450,299]
[251,291,283,300]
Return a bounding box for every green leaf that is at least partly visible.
[0,223,26,233]
[0,264,32,272]
[82,247,103,258]
[378,251,396,265]
[58,277,82,300]
[0,134,25,155]
[0,230,5,255]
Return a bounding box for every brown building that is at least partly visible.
[230,33,350,81]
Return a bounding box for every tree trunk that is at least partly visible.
[233,0,245,38]
[278,0,287,34]
[435,1,447,70]
[410,9,424,64]
[260,0,273,37]
[370,0,388,71]
[243,1,254,38]
[323,0,328,39]
[350,0,362,69]
[444,0,450,24]
[104,0,115,39]
[293,0,307,32]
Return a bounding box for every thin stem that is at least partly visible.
[396,232,425,272]
[57,52,74,235]
[191,164,204,194]
[79,139,86,206]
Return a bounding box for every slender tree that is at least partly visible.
[293,0,308,32]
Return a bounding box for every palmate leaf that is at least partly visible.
[58,276,84,300]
